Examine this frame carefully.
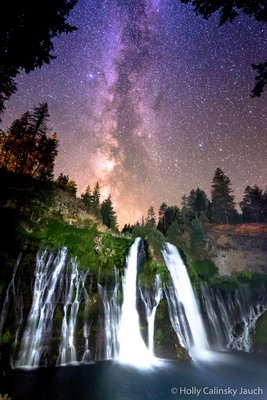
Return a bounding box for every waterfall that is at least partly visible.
[201,284,267,352]
[2,238,266,370]
[0,253,22,338]
[118,237,157,368]
[57,260,89,365]
[82,277,91,363]
[163,243,210,360]
[200,284,225,349]
[16,248,67,368]
[140,274,163,356]
[98,269,121,359]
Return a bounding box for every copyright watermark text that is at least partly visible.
[170,386,264,397]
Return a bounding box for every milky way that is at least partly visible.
[1,0,267,225]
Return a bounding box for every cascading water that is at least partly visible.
[163,243,210,360]
[200,284,225,349]
[140,274,163,356]
[57,260,89,365]
[98,268,121,359]
[82,278,91,363]
[16,248,67,368]
[118,237,158,368]
[201,284,267,352]
[0,253,22,338]
[1,238,266,371]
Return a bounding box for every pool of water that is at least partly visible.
[1,352,267,400]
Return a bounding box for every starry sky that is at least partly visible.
[1,0,267,226]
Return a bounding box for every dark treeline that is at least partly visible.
[1,104,266,236]
[0,103,118,231]
[122,167,267,237]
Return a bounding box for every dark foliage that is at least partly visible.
[0,103,58,181]
[0,0,77,115]
[180,0,267,95]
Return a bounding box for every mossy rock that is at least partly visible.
[253,312,267,345]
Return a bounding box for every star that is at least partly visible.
[1,0,266,226]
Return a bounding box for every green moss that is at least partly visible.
[17,218,132,278]
[253,312,267,345]
[0,330,12,345]
[156,298,169,321]
[191,259,218,281]
[132,224,165,263]
[209,271,267,293]
[139,260,170,288]
[155,329,164,345]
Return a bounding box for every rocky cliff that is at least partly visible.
[207,224,267,276]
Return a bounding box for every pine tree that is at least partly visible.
[81,185,93,211]
[157,202,167,233]
[146,205,156,227]
[34,132,58,181]
[0,103,58,180]
[189,217,206,249]
[181,194,194,226]
[30,102,50,136]
[211,168,236,224]
[92,182,101,217]
[187,188,209,221]
[240,185,264,222]
[100,195,117,229]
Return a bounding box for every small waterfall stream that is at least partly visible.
[140,274,163,356]
[0,253,22,338]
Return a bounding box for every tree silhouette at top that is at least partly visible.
[101,195,118,230]
[180,0,267,96]
[211,168,236,224]
[240,185,265,222]
[0,0,77,116]
[0,102,58,180]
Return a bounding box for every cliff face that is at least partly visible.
[207,225,267,276]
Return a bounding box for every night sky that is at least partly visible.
[1,0,267,225]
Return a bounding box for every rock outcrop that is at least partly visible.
[207,224,267,276]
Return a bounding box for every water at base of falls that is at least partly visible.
[118,238,161,368]
[2,353,267,400]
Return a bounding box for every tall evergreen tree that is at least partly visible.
[181,194,194,225]
[0,103,58,180]
[211,168,236,224]
[92,182,101,217]
[81,185,93,211]
[146,205,156,227]
[187,188,209,220]
[189,217,206,249]
[101,195,117,229]
[240,185,265,222]
[157,202,168,233]
[34,132,58,181]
